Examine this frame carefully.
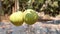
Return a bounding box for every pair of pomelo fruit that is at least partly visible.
[9,9,38,26]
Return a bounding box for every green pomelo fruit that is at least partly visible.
[9,11,24,26]
[24,9,38,25]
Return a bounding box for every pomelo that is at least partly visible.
[9,11,24,26]
[24,9,38,25]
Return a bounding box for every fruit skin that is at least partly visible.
[9,11,24,26]
[24,9,38,25]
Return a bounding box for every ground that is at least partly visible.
[0,14,60,34]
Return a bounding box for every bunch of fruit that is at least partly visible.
[9,9,38,26]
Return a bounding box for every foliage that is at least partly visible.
[1,0,60,17]
[1,0,14,15]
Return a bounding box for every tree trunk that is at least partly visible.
[0,0,2,22]
[15,0,19,12]
[12,6,15,13]
[12,0,19,13]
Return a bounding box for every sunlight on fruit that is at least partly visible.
[9,11,24,26]
[24,9,38,25]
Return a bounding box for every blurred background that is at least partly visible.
[0,0,60,21]
[0,0,60,34]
